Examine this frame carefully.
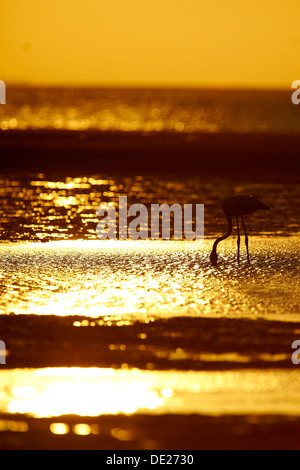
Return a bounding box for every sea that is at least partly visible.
[1,87,300,133]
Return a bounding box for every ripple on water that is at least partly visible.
[0,237,299,321]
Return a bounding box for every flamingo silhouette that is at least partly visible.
[210,195,270,265]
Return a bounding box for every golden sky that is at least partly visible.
[1,0,299,88]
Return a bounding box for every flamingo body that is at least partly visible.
[222,195,269,218]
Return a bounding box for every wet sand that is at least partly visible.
[1,413,300,450]
[0,314,298,369]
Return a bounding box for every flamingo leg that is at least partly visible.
[236,217,240,265]
[242,215,250,264]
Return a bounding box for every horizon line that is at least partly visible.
[3,82,291,92]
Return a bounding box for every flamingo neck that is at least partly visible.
[211,213,233,256]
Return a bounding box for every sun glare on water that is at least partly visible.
[1,368,300,419]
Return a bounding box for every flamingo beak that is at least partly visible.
[261,202,270,211]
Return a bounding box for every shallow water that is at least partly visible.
[0,174,299,242]
[0,238,299,321]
